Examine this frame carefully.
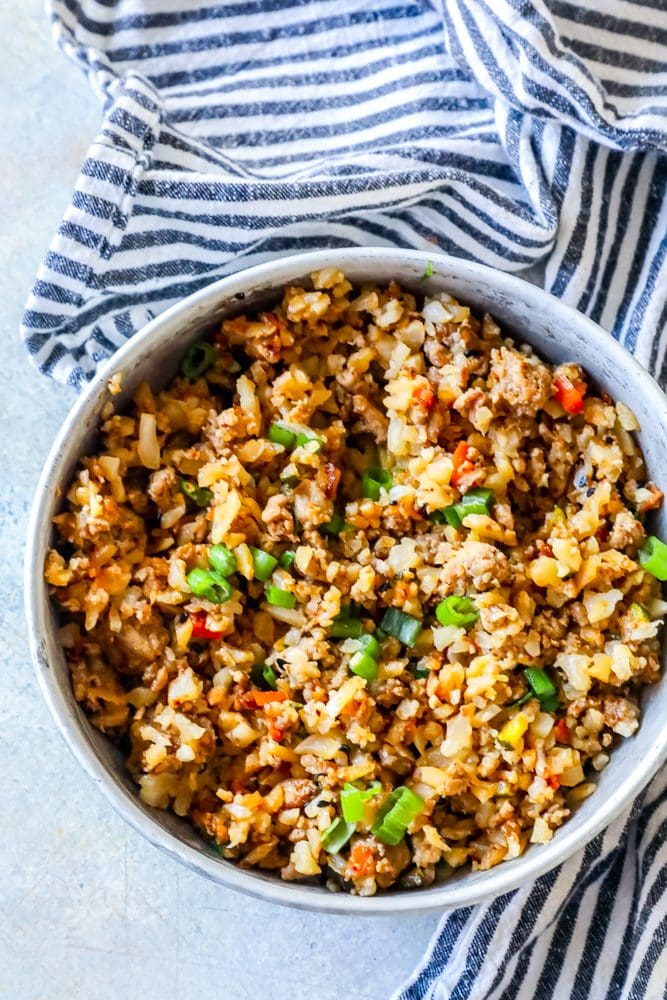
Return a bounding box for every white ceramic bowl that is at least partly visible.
[25,248,667,914]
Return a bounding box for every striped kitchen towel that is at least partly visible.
[23,1,667,998]
[23,0,667,388]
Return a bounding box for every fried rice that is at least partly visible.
[45,268,666,895]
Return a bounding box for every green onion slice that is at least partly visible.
[295,431,324,452]
[265,585,296,609]
[321,818,356,854]
[349,650,378,681]
[523,667,559,713]
[279,550,296,569]
[371,786,424,846]
[268,422,297,449]
[330,614,363,640]
[508,691,532,709]
[429,506,462,529]
[361,468,393,501]
[209,543,237,578]
[354,633,381,660]
[186,567,233,604]
[179,479,213,508]
[380,608,422,648]
[249,546,278,582]
[435,595,479,629]
[251,663,278,691]
[321,511,345,536]
[639,535,667,581]
[340,781,382,823]
[412,663,431,679]
[181,341,215,379]
[453,487,494,520]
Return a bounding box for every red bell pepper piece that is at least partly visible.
[413,384,437,411]
[451,440,473,487]
[246,690,289,707]
[189,611,222,641]
[553,374,586,414]
[553,718,571,745]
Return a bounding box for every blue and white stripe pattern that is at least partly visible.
[397,771,667,1000]
[23,0,667,389]
[23,1,667,995]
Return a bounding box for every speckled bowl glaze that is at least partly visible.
[25,248,667,915]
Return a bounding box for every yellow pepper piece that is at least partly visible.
[498,713,529,750]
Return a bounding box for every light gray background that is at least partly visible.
[1,5,440,998]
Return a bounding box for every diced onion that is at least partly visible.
[264,604,306,627]
[295,735,342,759]
[138,412,160,469]
[292,840,321,876]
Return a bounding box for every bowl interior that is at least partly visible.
[28,248,667,914]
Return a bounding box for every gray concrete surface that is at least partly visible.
[0,5,440,998]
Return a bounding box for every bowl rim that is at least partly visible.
[25,246,667,915]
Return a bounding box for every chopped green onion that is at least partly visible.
[508,691,532,709]
[250,546,278,582]
[251,663,278,691]
[422,260,434,280]
[435,595,479,629]
[209,544,237,578]
[349,650,378,681]
[268,422,297,448]
[361,474,382,502]
[380,608,422,648]
[265,585,296,609]
[187,567,213,595]
[371,786,424,846]
[523,667,559,713]
[279,550,296,569]
[181,341,215,379]
[179,479,213,508]
[453,487,494,520]
[186,567,233,604]
[340,786,365,824]
[341,781,382,823]
[321,818,356,854]
[429,506,462,529]
[399,618,423,648]
[412,663,431,679]
[361,468,393,501]
[330,615,363,640]
[355,633,381,659]
[296,432,324,452]
[639,535,667,581]
[347,632,382,676]
[321,511,345,536]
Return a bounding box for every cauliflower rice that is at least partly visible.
[45,269,665,895]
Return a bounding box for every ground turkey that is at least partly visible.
[441,540,511,592]
[488,346,552,418]
[608,510,645,551]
